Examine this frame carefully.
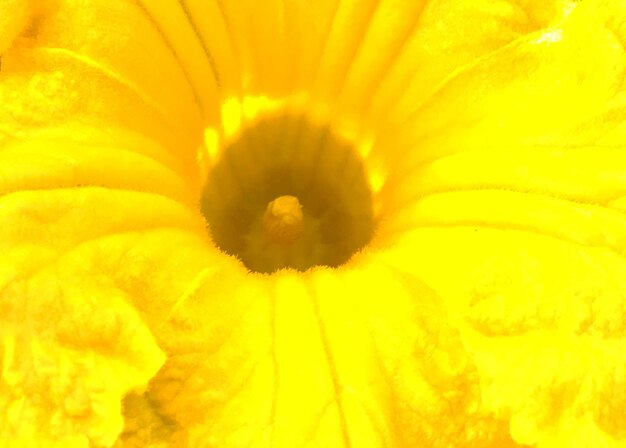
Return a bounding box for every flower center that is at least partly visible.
[201,112,375,273]
[263,195,304,244]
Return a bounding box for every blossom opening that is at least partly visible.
[201,111,375,273]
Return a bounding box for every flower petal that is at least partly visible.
[0,0,204,169]
[141,0,575,119]
[3,1,625,447]
[372,0,625,176]
[0,0,31,56]
[0,129,215,444]
[370,2,626,445]
[0,205,167,446]
[146,260,490,448]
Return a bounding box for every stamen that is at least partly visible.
[263,195,304,244]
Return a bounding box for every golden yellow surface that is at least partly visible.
[1,0,626,447]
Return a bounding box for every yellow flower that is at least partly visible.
[1,0,626,447]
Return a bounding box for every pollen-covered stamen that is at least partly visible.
[263,195,304,244]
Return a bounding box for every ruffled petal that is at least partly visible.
[371,1,626,446]
[0,129,215,444]
[0,170,173,444]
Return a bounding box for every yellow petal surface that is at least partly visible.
[0,0,204,177]
[373,1,626,446]
[0,133,207,445]
[0,0,32,56]
[2,0,626,448]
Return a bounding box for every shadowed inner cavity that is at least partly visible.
[201,113,375,273]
